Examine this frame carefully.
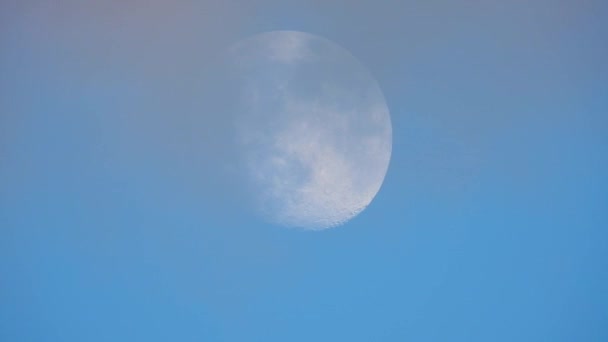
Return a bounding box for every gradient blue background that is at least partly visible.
[1,1,607,341]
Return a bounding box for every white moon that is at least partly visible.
[226,31,392,230]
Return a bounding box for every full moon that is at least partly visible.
[225,31,392,230]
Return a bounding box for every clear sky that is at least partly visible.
[1,1,607,341]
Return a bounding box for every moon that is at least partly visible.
[225,31,392,230]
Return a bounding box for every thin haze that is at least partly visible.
[1,1,606,341]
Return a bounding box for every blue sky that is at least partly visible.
[1,1,607,341]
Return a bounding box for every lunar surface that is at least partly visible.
[226,31,392,230]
